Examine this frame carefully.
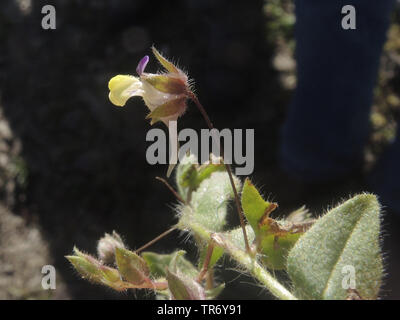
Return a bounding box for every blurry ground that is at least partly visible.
[0,0,400,299]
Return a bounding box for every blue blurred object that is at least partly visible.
[280,1,398,208]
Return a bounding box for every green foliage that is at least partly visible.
[166,269,205,300]
[66,247,127,291]
[287,194,383,300]
[225,225,255,251]
[115,247,150,285]
[259,232,302,270]
[241,178,311,270]
[176,154,225,202]
[184,171,238,231]
[199,244,224,270]
[142,250,198,279]
[178,154,241,233]
[175,153,198,201]
[241,178,274,234]
[68,44,386,300]
[141,251,174,278]
[205,282,225,300]
[68,163,385,300]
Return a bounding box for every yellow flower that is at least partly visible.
[108,75,143,107]
[108,47,189,126]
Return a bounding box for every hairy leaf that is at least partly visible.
[241,179,310,269]
[206,282,225,300]
[115,247,150,285]
[142,250,198,279]
[287,194,383,300]
[179,171,241,233]
[241,178,277,235]
[167,269,205,300]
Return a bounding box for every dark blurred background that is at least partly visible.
[0,0,399,299]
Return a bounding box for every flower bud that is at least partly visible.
[66,246,131,291]
[97,231,125,264]
[115,247,150,285]
[166,269,205,300]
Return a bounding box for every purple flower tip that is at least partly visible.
[136,55,149,76]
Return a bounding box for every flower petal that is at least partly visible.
[141,80,177,111]
[136,55,149,76]
[108,75,143,107]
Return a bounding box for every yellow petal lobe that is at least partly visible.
[108,75,141,107]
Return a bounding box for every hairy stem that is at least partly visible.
[178,218,296,300]
[156,176,186,204]
[135,226,177,253]
[223,160,251,253]
[187,91,251,253]
[197,241,215,283]
[211,233,297,300]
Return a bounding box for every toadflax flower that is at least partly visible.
[108,47,190,126]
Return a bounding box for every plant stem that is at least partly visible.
[184,91,295,300]
[179,219,296,300]
[188,91,251,253]
[211,233,297,300]
[187,91,215,130]
[135,226,177,253]
[197,241,215,283]
[223,160,251,253]
[156,176,186,204]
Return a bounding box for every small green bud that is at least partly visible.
[115,247,150,285]
[66,247,144,291]
[66,253,103,283]
[166,269,205,300]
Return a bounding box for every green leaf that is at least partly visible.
[206,282,225,300]
[178,164,198,189]
[141,252,173,278]
[142,250,198,279]
[166,269,205,300]
[115,247,150,285]
[198,243,224,270]
[179,171,241,232]
[224,224,296,271]
[169,250,199,278]
[99,265,121,283]
[225,225,255,252]
[259,232,302,270]
[142,252,174,278]
[287,194,383,300]
[209,246,224,269]
[196,162,225,186]
[241,178,277,235]
[176,153,198,200]
[241,179,303,270]
[176,154,225,202]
